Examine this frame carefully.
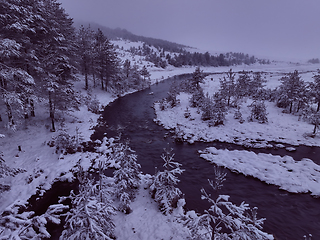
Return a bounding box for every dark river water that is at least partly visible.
[91,76,320,240]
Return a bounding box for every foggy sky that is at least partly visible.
[58,0,320,61]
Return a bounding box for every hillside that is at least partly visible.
[74,21,270,69]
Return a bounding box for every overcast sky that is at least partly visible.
[58,0,320,61]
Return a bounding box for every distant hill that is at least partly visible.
[73,21,188,53]
[73,21,270,68]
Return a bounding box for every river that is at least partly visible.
[91,76,320,240]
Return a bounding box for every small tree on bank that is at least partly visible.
[248,101,268,123]
[150,148,184,215]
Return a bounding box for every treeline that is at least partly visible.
[0,0,150,132]
[127,43,269,68]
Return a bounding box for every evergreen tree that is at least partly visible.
[61,167,115,240]
[190,66,205,89]
[309,70,320,112]
[236,71,252,98]
[93,29,119,91]
[248,100,268,124]
[251,72,267,98]
[219,69,236,106]
[113,143,141,213]
[150,148,184,215]
[181,172,273,240]
[0,200,68,239]
[77,25,95,90]
[140,65,151,81]
[278,70,306,113]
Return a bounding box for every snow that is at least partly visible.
[154,64,320,147]
[1,38,319,238]
[112,175,190,240]
[200,147,320,196]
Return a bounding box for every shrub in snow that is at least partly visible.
[0,200,68,239]
[150,148,184,215]
[180,178,273,240]
[234,107,245,123]
[159,92,180,110]
[113,143,141,213]
[247,101,268,124]
[86,94,101,113]
[50,127,84,154]
[61,168,115,240]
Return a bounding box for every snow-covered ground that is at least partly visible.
[154,92,320,147]
[1,37,319,238]
[154,62,320,147]
[200,147,320,196]
[0,65,192,238]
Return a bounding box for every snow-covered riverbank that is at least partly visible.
[200,147,320,196]
[154,92,320,147]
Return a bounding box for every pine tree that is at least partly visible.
[150,148,184,215]
[248,100,268,123]
[181,172,273,240]
[140,65,151,82]
[61,168,115,240]
[77,25,95,90]
[236,71,252,98]
[219,69,236,106]
[309,70,320,112]
[190,66,205,89]
[113,143,141,213]
[278,70,306,113]
[93,29,119,91]
[0,200,68,239]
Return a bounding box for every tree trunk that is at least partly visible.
[30,99,35,117]
[93,72,96,88]
[49,91,55,132]
[317,101,320,112]
[100,75,104,90]
[313,124,317,134]
[24,99,29,119]
[6,102,14,125]
[289,102,293,113]
[85,72,88,90]
[0,114,2,122]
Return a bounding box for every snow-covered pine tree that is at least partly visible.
[150,148,184,215]
[309,70,320,112]
[113,143,141,213]
[248,100,268,123]
[181,178,273,240]
[140,65,151,82]
[61,167,115,240]
[0,200,68,239]
[251,72,267,99]
[77,25,95,90]
[201,93,227,126]
[236,71,252,98]
[93,29,119,91]
[190,66,205,89]
[277,70,306,113]
[219,69,236,106]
